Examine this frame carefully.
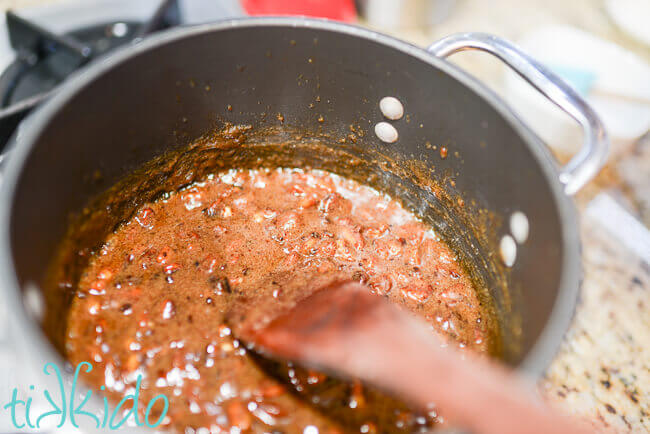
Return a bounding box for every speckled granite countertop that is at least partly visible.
[1,0,648,432]
[538,135,650,432]
[541,215,649,432]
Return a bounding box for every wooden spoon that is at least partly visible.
[238,281,593,434]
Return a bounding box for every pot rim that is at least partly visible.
[0,15,580,409]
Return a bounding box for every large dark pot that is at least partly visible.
[0,18,607,432]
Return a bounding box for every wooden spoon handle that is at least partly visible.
[252,283,594,434]
[369,332,591,434]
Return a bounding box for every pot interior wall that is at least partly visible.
[7,23,566,365]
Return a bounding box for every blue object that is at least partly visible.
[549,64,597,96]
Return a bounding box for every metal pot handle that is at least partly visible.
[428,32,609,195]
[0,152,6,185]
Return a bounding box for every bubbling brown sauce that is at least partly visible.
[64,168,495,433]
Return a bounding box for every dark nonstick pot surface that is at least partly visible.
[0,18,583,421]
